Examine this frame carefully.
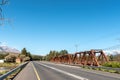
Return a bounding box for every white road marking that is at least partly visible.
[41,61,81,69]
[39,63,89,80]
[55,63,81,68]
[32,62,41,80]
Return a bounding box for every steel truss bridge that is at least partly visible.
[51,49,108,66]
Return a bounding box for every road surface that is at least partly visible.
[14,61,120,80]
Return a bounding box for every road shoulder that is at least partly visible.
[13,62,38,80]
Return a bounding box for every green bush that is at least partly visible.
[0,71,8,75]
[103,62,120,68]
[0,63,19,67]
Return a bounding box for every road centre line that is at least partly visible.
[31,62,41,80]
[39,63,89,80]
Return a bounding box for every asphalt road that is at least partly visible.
[14,62,38,80]
[33,61,120,80]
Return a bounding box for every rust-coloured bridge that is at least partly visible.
[51,49,108,66]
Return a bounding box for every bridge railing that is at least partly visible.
[0,62,28,80]
[63,63,120,73]
[87,66,120,73]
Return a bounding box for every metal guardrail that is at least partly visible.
[63,63,120,73]
[87,66,120,73]
[0,62,28,80]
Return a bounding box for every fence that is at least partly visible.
[0,62,28,80]
[68,63,120,73]
[87,66,120,73]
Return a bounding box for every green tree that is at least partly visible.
[20,48,33,62]
[59,50,68,55]
[0,53,9,59]
[23,57,30,62]
[27,52,32,60]
[114,53,120,61]
[19,54,26,62]
[31,55,42,61]
[109,54,114,61]
[5,54,17,62]
[48,50,59,60]
[21,48,27,56]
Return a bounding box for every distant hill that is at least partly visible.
[0,46,20,53]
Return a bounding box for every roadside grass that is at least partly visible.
[0,71,8,75]
[0,63,20,76]
[102,62,120,68]
[81,62,120,74]
[5,68,21,80]
[0,62,27,80]
[82,66,120,74]
[0,63,19,67]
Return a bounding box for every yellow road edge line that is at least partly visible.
[31,62,41,80]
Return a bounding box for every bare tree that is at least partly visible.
[1,0,9,5]
[0,0,9,25]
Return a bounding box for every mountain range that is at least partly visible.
[0,46,20,53]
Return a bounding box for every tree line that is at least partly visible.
[1,48,120,63]
[0,48,43,63]
[44,50,68,61]
[109,53,120,62]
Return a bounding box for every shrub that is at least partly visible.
[5,54,17,62]
[103,62,120,68]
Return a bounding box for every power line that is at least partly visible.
[103,45,120,51]
[75,44,78,52]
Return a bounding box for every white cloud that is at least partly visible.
[104,50,120,55]
[0,42,7,46]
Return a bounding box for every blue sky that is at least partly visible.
[0,0,120,55]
